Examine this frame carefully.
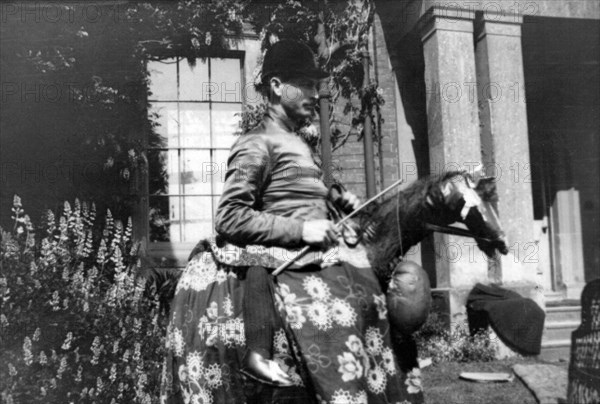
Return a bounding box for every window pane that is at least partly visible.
[211,58,242,103]
[180,58,209,101]
[147,59,178,101]
[148,57,243,245]
[180,103,210,148]
[149,196,181,242]
[212,103,242,148]
[148,149,179,195]
[212,149,230,195]
[182,196,214,241]
[182,149,211,195]
[149,102,179,148]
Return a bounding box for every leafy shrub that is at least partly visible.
[0,196,165,404]
[414,312,497,364]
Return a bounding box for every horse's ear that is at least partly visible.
[471,163,486,184]
[475,177,498,202]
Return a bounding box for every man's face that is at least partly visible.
[272,76,320,122]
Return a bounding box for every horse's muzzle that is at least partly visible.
[478,234,509,257]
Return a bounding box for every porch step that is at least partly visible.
[545,305,582,322]
[539,339,572,362]
[539,304,582,362]
[543,320,581,341]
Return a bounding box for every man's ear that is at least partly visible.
[269,77,283,97]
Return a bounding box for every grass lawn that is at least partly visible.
[421,358,568,404]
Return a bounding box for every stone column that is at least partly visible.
[550,189,587,299]
[419,6,487,322]
[474,12,538,294]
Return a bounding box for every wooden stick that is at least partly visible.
[272,179,404,276]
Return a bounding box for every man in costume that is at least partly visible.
[161,39,425,404]
[215,39,359,386]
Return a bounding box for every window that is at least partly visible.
[147,57,243,244]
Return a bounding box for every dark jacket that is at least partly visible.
[215,108,329,248]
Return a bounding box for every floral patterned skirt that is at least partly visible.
[160,251,424,404]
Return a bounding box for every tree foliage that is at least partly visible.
[243,0,383,149]
[1,1,381,221]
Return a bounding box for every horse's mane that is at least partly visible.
[357,171,463,284]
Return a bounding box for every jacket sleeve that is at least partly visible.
[215,136,305,248]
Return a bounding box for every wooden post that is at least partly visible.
[319,79,333,187]
[362,47,377,198]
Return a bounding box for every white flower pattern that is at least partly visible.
[307,301,332,330]
[367,365,387,394]
[373,294,388,320]
[345,335,364,355]
[164,243,420,404]
[169,326,186,357]
[381,347,397,375]
[204,364,222,388]
[337,352,363,382]
[273,329,289,354]
[303,275,332,301]
[405,368,423,394]
[331,389,368,404]
[176,254,218,293]
[365,327,384,356]
[186,352,204,381]
[331,298,357,327]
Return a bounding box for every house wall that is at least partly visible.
[371,0,599,320]
[378,0,600,41]
[523,17,600,285]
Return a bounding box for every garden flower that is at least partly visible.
[56,357,67,379]
[8,363,17,376]
[39,351,48,365]
[23,336,33,366]
[75,365,83,382]
[62,332,73,350]
[1,198,166,402]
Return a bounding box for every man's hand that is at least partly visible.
[301,220,339,249]
[337,190,360,214]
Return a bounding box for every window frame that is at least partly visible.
[140,50,246,267]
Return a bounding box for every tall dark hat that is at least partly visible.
[261,39,329,84]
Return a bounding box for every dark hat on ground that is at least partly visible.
[467,283,545,356]
[261,39,329,84]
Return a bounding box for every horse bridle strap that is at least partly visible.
[424,223,495,244]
